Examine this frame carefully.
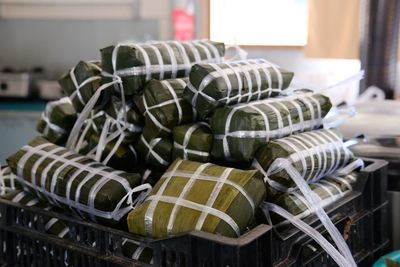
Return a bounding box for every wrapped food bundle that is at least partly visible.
[36,97,77,145]
[270,171,357,223]
[134,78,196,138]
[210,91,332,163]
[172,122,213,163]
[184,59,294,119]
[135,133,173,171]
[100,40,225,95]
[58,61,106,112]
[127,159,266,238]
[253,129,356,192]
[6,137,146,225]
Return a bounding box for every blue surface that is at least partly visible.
[373,250,400,267]
[0,110,42,164]
[0,101,46,111]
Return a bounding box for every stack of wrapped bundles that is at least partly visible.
[2,38,366,267]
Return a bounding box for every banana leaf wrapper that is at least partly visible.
[105,96,144,143]
[121,238,153,264]
[134,78,196,138]
[270,171,358,225]
[184,59,294,119]
[36,97,77,145]
[100,40,225,95]
[6,136,142,226]
[172,122,213,163]
[210,92,332,163]
[83,134,138,172]
[135,133,173,171]
[253,129,355,192]
[58,61,109,112]
[127,159,266,238]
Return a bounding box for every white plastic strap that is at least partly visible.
[162,170,255,211]
[161,80,183,124]
[141,136,169,166]
[166,163,211,234]
[270,160,357,267]
[148,43,165,80]
[162,43,179,79]
[261,202,351,267]
[145,159,184,235]
[147,194,240,236]
[195,168,236,231]
[324,105,357,129]
[41,98,72,135]
[66,79,121,150]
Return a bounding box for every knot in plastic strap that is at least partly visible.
[126,183,152,208]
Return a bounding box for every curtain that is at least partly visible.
[305,0,360,59]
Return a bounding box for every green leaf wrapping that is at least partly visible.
[134,78,196,138]
[58,61,109,112]
[135,133,173,171]
[253,129,355,192]
[6,137,142,226]
[127,159,266,238]
[36,97,77,145]
[85,134,138,172]
[270,171,358,224]
[100,40,225,95]
[210,92,332,163]
[184,59,294,119]
[172,122,213,163]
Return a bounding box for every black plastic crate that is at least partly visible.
[0,159,388,267]
[272,210,374,267]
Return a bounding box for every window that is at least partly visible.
[210,0,308,46]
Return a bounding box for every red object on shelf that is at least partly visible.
[172,8,194,40]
